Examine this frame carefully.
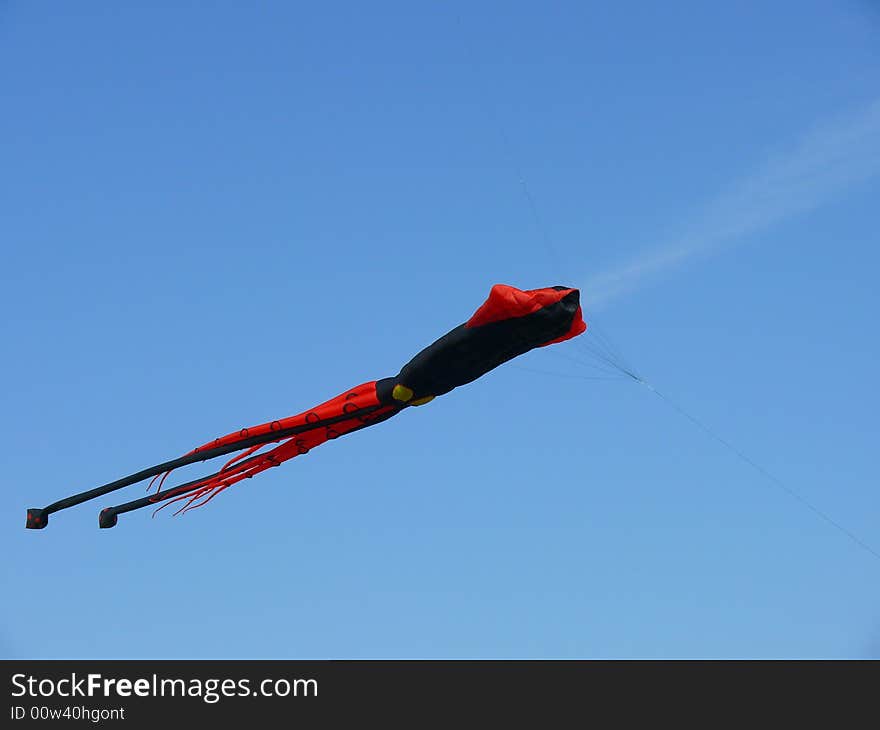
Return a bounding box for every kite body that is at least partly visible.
[26,284,585,529]
[383,284,584,403]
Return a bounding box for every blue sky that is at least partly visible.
[2,1,878,658]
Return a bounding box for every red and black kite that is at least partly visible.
[26,284,586,529]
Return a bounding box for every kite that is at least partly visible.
[26,284,586,529]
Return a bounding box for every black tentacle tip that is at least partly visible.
[98,508,118,529]
[25,508,48,530]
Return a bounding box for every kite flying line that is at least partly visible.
[455,14,879,563]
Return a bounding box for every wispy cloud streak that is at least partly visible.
[585,99,880,307]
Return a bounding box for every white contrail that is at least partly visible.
[585,99,880,307]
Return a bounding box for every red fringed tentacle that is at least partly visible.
[147,382,396,516]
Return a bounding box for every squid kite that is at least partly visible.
[26,284,586,530]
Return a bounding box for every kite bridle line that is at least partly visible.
[453,13,637,384]
[25,402,400,529]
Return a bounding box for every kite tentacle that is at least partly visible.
[151,406,391,517]
[96,400,402,528]
[153,437,302,517]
